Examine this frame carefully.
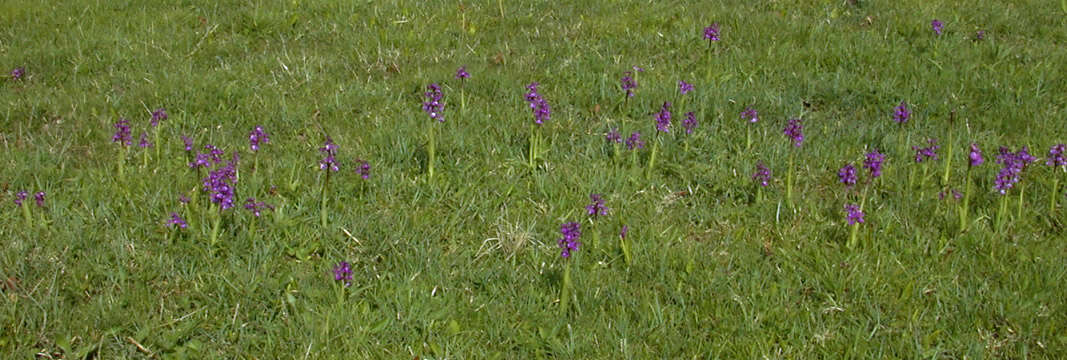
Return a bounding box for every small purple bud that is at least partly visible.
[182,135,194,152]
[931,19,944,36]
[138,132,152,148]
[10,67,25,81]
[168,212,188,229]
[678,80,694,95]
[605,127,622,143]
[333,261,353,287]
[844,204,865,225]
[741,107,759,123]
[625,132,644,151]
[455,66,470,80]
[150,108,168,127]
[703,23,721,42]
[14,191,28,207]
[752,162,772,187]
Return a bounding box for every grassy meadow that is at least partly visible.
[2,0,1066,357]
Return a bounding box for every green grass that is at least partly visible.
[2,0,1066,357]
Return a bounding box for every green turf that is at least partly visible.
[2,0,1066,358]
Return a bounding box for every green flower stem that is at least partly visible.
[117,146,126,177]
[210,205,221,246]
[786,152,795,209]
[746,125,753,151]
[704,52,713,83]
[621,234,632,267]
[153,125,161,160]
[559,260,572,315]
[428,122,436,178]
[860,183,870,210]
[920,164,929,194]
[647,135,659,180]
[247,207,258,240]
[996,195,1008,233]
[905,165,914,195]
[848,222,860,249]
[1016,183,1025,221]
[942,131,954,186]
[21,203,33,228]
[960,167,973,234]
[142,147,149,168]
[591,225,600,250]
[460,88,466,113]
[336,281,347,304]
[528,124,538,169]
[630,147,638,169]
[1050,177,1060,214]
[321,171,331,228]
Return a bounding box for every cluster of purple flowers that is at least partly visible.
[422,83,445,122]
[626,132,645,150]
[243,197,273,217]
[333,261,353,287]
[994,146,1036,194]
[863,150,885,178]
[682,112,697,135]
[931,19,944,36]
[969,143,984,167]
[319,137,339,172]
[190,144,226,169]
[455,66,470,80]
[893,101,910,124]
[168,212,187,228]
[203,158,238,210]
[557,222,582,259]
[783,118,804,147]
[524,82,551,125]
[1046,144,1066,168]
[605,127,622,144]
[753,162,772,187]
[354,158,371,179]
[703,23,721,43]
[10,67,24,81]
[741,107,758,123]
[249,126,270,152]
[844,204,865,225]
[150,108,168,127]
[585,193,609,218]
[838,163,857,187]
[13,191,46,207]
[13,191,27,206]
[678,80,694,95]
[912,139,940,163]
[655,102,672,132]
[112,118,132,146]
